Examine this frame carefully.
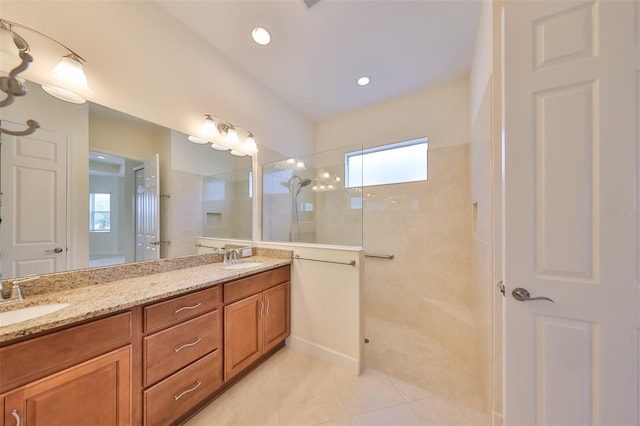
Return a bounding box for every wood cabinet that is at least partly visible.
[2,346,131,426]
[0,263,291,426]
[263,282,290,353]
[142,285,223,425]
[224,281,290,381]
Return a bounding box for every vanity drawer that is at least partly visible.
[144,349,222,426]
[144,309,221,386]
[224,265,290,304]
[144,285,220,333]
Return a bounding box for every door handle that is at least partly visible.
[44,247,63,254]
[512,287,554,303]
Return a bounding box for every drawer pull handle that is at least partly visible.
[266,298,270,316]
[175,337,202,352]
[174,381,202,401]
[12,409,20,426]
[174,302,202,314]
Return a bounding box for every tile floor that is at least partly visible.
[184,347,490,426]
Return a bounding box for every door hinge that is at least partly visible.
[497,280,505,296]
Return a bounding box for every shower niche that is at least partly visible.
[262,145,363,246]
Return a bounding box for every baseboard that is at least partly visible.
[286,335,361,375]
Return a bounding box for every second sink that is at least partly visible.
[222,262,264,270]
[0,303,70,327]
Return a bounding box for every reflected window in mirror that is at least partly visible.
[89,193,111,232]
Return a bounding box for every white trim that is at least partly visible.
[256,241,363,252]
[285,335,361,375]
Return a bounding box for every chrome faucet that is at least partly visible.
[223,249,239,265]
[0,275,39,303]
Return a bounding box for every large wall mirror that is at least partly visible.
[0,80,253,280]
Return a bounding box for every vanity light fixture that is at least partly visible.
[251,27,271,46]
[192,113,259,156]
[0,19,91,107]
[1,19,91,135]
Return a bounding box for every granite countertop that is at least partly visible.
[0,256,290,343]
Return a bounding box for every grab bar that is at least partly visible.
[293,254,356,267]
[364,253,394,260]
[194,243,222,250]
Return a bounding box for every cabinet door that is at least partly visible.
[3,346,131,426]
[263,282,290,353]
[224,293,263,381]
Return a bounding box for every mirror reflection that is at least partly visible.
[0,80,253,280]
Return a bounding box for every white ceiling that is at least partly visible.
[158,0,482,121]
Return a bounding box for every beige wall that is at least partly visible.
[315,76,470,152]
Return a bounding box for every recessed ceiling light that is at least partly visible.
[357,76,371,86]
[252,27,271,46]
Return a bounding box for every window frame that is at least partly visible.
[89,192,112,232]
[344,137,429,188]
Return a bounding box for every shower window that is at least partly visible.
[345,137,428,187]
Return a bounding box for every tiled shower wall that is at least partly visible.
[470,80,494,411]
[363,144,484,408]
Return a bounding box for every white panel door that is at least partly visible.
[503,1,638,425]
[135,153,159,261]
[0,126,68,278]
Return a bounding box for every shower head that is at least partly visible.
[300,178,312,187]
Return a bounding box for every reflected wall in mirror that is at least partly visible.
[202,168,252,241]
[0,80,253,280]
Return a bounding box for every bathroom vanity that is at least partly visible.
[0,255,291,425]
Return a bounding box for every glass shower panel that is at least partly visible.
[262,145,363,246]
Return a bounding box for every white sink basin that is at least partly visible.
[0,303,70,327]
[222,262,264,270]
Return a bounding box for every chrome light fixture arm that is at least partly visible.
[0,20,40,136]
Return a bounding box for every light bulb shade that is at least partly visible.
[202,115,218,137]
[230,150,246,157]
[41,85,86,104]
[225,127,239,144]
[188,135,209,144]
[210,143,228,151]
[243,135,258,153]
[0,25,21,74]
[51,54,89,92]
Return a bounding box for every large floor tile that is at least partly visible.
[409,395,490,426]
[350,404,422,426]
[333,368,405,416]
